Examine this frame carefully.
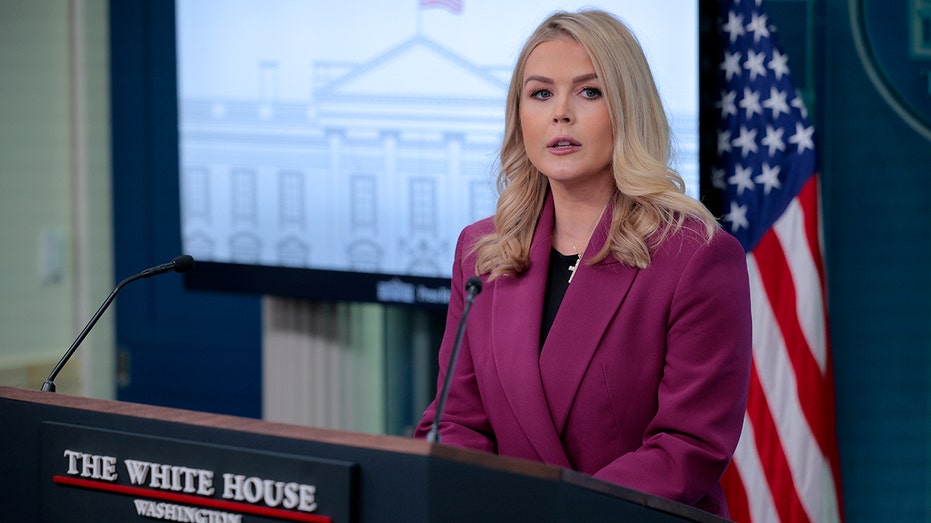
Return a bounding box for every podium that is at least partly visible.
[0,386,728,522]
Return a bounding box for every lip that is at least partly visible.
[547,135,581,155]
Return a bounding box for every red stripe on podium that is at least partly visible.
[53,475,333,523]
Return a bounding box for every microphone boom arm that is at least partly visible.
[41,273,144,392]
[40,255,195,392]
[426,276,483,444]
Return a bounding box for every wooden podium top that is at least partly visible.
[0,385,559,477]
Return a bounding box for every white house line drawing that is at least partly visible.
[180,34,506,277]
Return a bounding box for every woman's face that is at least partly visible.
[519,35,614,193]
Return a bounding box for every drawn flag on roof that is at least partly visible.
[420,0,463,14]
[709,1,844,522]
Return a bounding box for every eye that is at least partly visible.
[580,87,603,99]
[530,88,553,100]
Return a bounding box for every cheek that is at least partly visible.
[593,113,614,153]
[518,108,533,133]
[519,110,543,146]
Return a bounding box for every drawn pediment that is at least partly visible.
[316,36,508,100]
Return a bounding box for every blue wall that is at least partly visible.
[819,1,931,521]
[110,1,261,417]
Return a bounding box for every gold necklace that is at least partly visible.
[565,202,607,284]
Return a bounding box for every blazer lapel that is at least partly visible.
[538,206,640,435]
[490,196,571,467]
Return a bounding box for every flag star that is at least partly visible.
[721,51,743,82]
[792,91,809,119]
[744,49,768,81]
[717,90,738,118]
[739,87,763,119]
[712,167,727,190]
[762,87,791,119]
[789,122,815,153]
[723,11,746,43]
[761,125,786,156]
[732,125,759,157]
[723,201,750,232]
[755,163,782,194]
[728,164,756,195]
[746,12,771,43]
[718,129,733,154]
[769,49,790,80]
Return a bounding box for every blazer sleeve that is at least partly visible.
[413,227,497,452]
[592,230,752,505]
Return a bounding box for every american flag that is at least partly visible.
[710,1,844,522]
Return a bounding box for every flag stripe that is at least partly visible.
[721,461,752,523]
[737,200,843,523]
[798,178,845,515]
[798,178,829,300]
[745,356,812,523]
[754,199,835,464]
[772,181,827,372]
[753,228,832,457]
[750,241,842,520]
[731,415,781,523]
[748,253,825,520]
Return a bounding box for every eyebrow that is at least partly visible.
[523,73,599,86]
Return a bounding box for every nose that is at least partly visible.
[552,96,572,124]
[553,113,571,124]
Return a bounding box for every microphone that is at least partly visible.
[140,254,195,277]
[426,275,483,444]
[40,255,195,392]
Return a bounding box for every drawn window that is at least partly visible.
[351,175,377,232]
[279,170,304,227]
[183,167,210,221]
[410,178,435,233]
[231,168,257,224]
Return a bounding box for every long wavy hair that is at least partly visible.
[474,9,718,280]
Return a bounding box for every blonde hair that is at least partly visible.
[474,9,718,280]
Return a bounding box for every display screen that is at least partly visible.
[177,0,698,305]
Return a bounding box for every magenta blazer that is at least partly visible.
[415,194,752,518]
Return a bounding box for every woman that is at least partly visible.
[415,9,751,518]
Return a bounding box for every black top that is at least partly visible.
[540,247,578,347]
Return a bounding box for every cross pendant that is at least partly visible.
[568,254,582,284]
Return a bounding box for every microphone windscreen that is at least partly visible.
[172,255,195,273]
[465,276,483,295]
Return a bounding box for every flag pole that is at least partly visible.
[416,0,423,36]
